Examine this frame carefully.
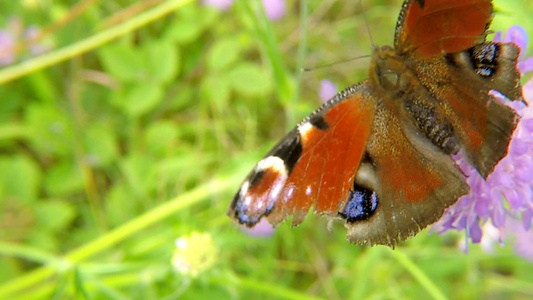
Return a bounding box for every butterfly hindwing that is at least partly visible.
[343,97,469,246]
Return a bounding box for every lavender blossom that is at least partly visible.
[201,0,286,20]
[0,18,49,66]
[0,30,15,66]
[319,79,338,103]
[262,0,286,21]
[201,0,234,11]
[241,218,275,237]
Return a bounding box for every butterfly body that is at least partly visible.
[229,0,523,247]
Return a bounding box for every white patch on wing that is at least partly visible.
[298,122,314,143]
[240,181,250,198]
[354,162,379,191]
[257,156,288,177]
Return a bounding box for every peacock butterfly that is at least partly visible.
[228,0,523,247]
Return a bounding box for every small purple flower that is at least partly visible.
[508,217,533,261]
[495,25,533,74]
[241,218,275,237]
[24,26,47,56]
[0,30,15,66]
[433,26,533,259]
[262,0,286,21]
[201,0,286,21]
[201,0,234,11]
[319,79,338,103]
[0,18,49,66]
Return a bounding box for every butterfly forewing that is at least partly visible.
[395,0,493,57]
[229,83,376,229]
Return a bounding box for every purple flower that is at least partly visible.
[241,218,275,237]
[24,26,47,56]
[201,0,286,21]
[0,18,49,66]
[0,30,15,66]
[319,79,338,103]
[201,0,234,11]
[262,0,286,21]
[508,217,533,261]
[433,26,533,258]
[495,25,533,74]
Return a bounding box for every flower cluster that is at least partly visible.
[433,26,533,260]
[0,18,49,66]
[171,232,219,277]
[319,79,338,102]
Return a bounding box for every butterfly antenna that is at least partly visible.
[302,55,372,72]
[360,0,377,50]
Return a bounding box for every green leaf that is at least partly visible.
[200,75,231,111]
[206,36,241,71]
[164,19,203,45]
[83,123,119,167]
[120,154,158,200]
[144,41,180,84]
[44,161,84,196]
[228,63,271,97]
[169,85,195,111]
[25,103,74,157]
[0,155,41,205]
[145,121,178,155]
[104,183,138,227]
[122,84,164,118]
[25,229,57,252]
[32,200,75,232]
[98,44,145,82]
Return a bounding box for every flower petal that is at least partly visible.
[319,79,338,103]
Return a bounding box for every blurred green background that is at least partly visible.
[0,0,532,299]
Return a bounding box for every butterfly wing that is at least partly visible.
[394,0,522,178]
[228,83,377,229]
[394,0,493,57]
[343,83,470,246]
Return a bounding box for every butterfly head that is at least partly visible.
[369,45,412,94]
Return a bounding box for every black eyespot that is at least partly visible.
[470,43,500,77]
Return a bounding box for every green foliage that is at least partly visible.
[0,0,533,299]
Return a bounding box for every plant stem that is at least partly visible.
[0,0,195,85]
[0,174,240,298]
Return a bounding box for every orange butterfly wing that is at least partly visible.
[395,0,493,57]
[229,83,376,228]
